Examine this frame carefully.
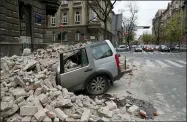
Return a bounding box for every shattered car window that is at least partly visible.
[91,43,113,60]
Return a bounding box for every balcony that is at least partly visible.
[73,1,82,9]
[61,4,69,10]
[39,0,61,15]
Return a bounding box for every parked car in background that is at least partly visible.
[144,45,154,52]
[135,45,143,52]
[143,45,148,51]
[56,40,125,95]
[168,45,175,52]
[175,45,187,51]
[116,45,129,52]
[154,45,160,51]
[158,45,170,52]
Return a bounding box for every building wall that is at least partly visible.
[0,0,48,56]
[46,0,113,43]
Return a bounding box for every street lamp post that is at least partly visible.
[60,23,63,44]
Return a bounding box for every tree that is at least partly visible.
[164,11,185,46]
[120,1,138,47]
[86,0,117,39]
[140,32,152,44]
[152,17,162,45]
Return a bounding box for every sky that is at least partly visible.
[113,1,170,39]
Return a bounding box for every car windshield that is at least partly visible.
[119,45,125,48]
[147,45,153,48]
[161,45,167,48]
[136,45,142,48]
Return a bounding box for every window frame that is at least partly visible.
[51,15,56,26]
[75,11,80,24]
[62,12,68,25]
[75,32,80,41]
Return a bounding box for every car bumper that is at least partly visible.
[113,64,128,81]
[135,49,142,52]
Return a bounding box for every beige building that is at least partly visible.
[152,9,165,44]
[46,0,113,44]
[152,0,186,45]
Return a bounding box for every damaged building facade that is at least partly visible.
[46,0,113,44]
[0,0,60,56]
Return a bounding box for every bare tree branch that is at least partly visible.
[86,0,117,39]
[86,1,104,22]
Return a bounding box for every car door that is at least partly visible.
[59,47,95,90]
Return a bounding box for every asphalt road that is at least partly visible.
[107,51,186,121]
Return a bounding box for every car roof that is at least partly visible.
[60,40,109,53]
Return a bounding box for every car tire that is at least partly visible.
[86,75,110,95]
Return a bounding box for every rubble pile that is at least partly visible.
[1,42,156,122]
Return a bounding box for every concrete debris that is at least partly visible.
[0,42,155,122]
[105,101,117,110]
[20,106,38,116]
[81,108,91,121]
[22,48,31,56]
[98,107,113,118]
[127,105,139,115]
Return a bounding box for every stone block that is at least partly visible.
[54,108,68,121]
[81,108,91,121]
[20,106,38,116]
[38,93,49,104]
[34,87,43,96]
[14,76,25,87]
[34,109,48,121]
[21,116,32,122]
[46,111,56,118]
[57,99,72,107]
[11,88,26,98]
[23,61,37,71]
[105,101,117,110]
[127,105,139,115]
[43,116,52,122]
[32,98,44,110]
[15,96,24,104]
[1,104,19,118]
[98,107,113,118]
[18,100,27,107]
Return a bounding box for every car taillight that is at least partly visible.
[115,54,120,69]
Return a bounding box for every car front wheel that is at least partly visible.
[86,76,110,95]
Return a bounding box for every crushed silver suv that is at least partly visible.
[56,40,124,95]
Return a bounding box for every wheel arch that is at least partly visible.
[83,70,113,89]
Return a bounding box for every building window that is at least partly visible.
[51,15,55,26]
[75,31,80,41]
[62,13,68,25]
[52,34,56,41]
[75,11,80,24]
[92,10,97,21]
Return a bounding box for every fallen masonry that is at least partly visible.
[0,42,158,121]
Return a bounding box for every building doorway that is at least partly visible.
[19,1,32,51]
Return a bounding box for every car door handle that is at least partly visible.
[84,68,93,72]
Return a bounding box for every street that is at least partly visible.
[107,51,186,121]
